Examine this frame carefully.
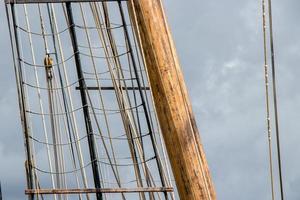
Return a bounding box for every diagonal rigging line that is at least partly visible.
[267,0,285,199]
[54,3,91,197]
[88,2,172,199]
[7,2,176,199]
[79,3,127,197]
[47,4,85,199]
[262,0,275,199]
[22,4,56,198]
[88,2,149,198]
[98,2,152,196]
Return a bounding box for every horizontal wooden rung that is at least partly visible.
[25,187,174,195]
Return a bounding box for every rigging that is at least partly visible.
[262,0,284,199]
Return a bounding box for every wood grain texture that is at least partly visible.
[128,0,216,199]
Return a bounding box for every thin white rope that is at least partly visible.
[90,3,149,192]
[262,0,275,199]
[79,4,141,196]
[52,3,91,197]
[23,5,57,198]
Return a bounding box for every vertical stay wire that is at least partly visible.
[37,5,66,199]
[78,4,126,199]
[52,4,92,196]
[8,4,35,200]
[88,2,138,191]
[95,3,148,197]
[90,1,145,190]
[262,0,275,199]
[47,4,87,200]
[267,0,285,199]
[65,2,104,200]
[88,3,153,198]
[23,4,56,200]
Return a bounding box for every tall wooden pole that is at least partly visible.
[128,1,216,199]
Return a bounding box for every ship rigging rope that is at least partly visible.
[87,2,173,198]
[20,53,76,67]
[7,1,175,199]
[29,132,152,146]
[26,104,143,116]
[80,51,130,59]
[16,19,127,36]
[85,2,154,195]
[75,24,124,30]
[23,5,57,197]
[33,156,156,175]
[5,5,41,199]
[17,24,72,36]
[74,4,163,197]
[267,0,285,199]
[23,76,141,91]
[47,3,81,187]
[24,79,82,90]
[78,44,133,49]
[262,0,275,199]
[83,68,145,75]
[48,4,91,196]
[262,0,284,199]
[19,50,133,68]
[38,4,70,194]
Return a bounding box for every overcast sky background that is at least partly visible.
[0,0,300,199]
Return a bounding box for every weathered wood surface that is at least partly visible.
[128,0,216,199]
[25,187,174,195]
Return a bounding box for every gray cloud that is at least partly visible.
[164,0,300,199]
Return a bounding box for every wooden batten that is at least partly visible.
[128,0,216,199]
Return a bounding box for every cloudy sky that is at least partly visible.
[1,0,300,199]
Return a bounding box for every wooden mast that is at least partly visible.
[128,0,216,199]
